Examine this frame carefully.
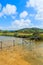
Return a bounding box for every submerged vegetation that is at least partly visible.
[0,28,43,40]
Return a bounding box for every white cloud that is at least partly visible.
[11,19,31,30]
[26,0,43,20]
[20,11,28,18]
[0,4,17,17]
[3,4,17,15]
[0,12,3,17]
[35,11,43,20]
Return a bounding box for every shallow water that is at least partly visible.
[0,36,43,65]
[21,39,43,65]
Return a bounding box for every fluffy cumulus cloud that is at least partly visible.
[0,4,17,17]
[11,19,31,30]
[20,11,28,18]
[26,0,43,20]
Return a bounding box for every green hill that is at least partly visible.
[0,28,43,39]
[14,28,43,33]
[13,28,43,38]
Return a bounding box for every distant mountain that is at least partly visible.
[0,28,43,38]
[14,28,43,33]
[0,28,43,33]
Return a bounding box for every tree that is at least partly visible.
[30,30,40,40]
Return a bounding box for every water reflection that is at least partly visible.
[21,39,43,65]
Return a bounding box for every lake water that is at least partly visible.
[0,36,15,41]
[0,36,43,65]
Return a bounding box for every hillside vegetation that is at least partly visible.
[0,28,43,40]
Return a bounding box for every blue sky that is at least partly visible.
[0,0,43,30]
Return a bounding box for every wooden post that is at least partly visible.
[22,38,25,49]
[0,41,2,50]
[13,40,15,46]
